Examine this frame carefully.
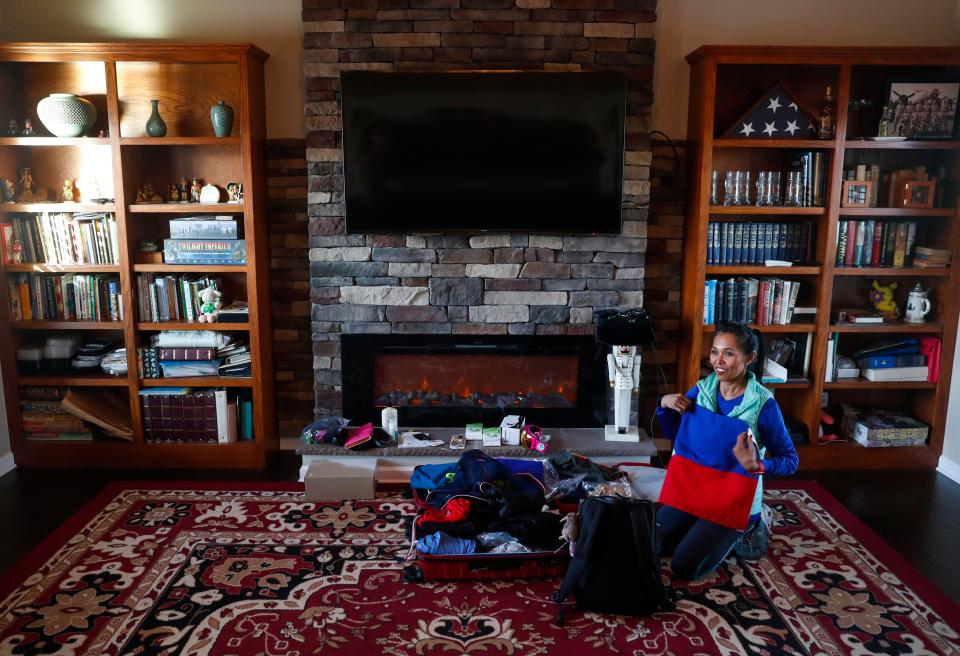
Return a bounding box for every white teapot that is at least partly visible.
[904,283,932,324]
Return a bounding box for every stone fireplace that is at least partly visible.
[303,0,657,422]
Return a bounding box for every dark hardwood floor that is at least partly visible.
[1,459,958,604]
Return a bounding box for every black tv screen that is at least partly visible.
[340,71,626,234]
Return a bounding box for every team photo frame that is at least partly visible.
[884,79,960,139]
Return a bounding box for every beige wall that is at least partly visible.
[654,0,960,138]
[0,0,304,139]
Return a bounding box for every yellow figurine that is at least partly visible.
[870,280,899,320]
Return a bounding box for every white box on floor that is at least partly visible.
[304,458,379,501]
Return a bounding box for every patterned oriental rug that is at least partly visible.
[1,482,958,656]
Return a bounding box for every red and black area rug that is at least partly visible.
[0,481,958,655]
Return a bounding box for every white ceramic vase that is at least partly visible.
[36,93,97,138]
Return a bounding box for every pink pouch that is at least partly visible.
[344,422,374,450]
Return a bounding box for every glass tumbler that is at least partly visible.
[768,171,782,206]
[741,171,752,206]
[785,171,803,207]
[710,170,721,205]
[724,171,739,206]
[755,171,770,206]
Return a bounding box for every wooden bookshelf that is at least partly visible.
[0,42,274,469]
[682,46,960,470]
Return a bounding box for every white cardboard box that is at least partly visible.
[304,459,379,501]
[500,415,524,445]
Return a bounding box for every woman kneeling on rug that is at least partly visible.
[655,320,799,581]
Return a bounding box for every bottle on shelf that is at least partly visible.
[877,105,894,137]
[818,86,835,140]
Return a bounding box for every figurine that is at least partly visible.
[168,184,180,203]
[10,240,23,264]
[606,344,641,441]
[21,119,34,136]
[17,167,36,202]
[0,178,14,203]
[197,285,222,323]
[135,182,163,204]
[7,119,17,136]
[226,181,243,204]
[190,178,202,203]
[98,129,107,138]
[62,179,75,202]
[179,178,189,202]
[870,280,900,320]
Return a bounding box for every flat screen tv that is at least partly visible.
[340,71,626,234]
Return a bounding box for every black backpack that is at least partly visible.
[554,496,674,625]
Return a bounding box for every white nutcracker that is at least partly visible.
[606,344,641,441]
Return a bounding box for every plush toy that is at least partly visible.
[197,286,222,323]
[870,280,899,320]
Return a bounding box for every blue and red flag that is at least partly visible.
[658,405,758,530]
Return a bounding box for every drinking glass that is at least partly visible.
[741,171,752,206]
[710,170,721,205]
[784,171,803,207]
[769,171,782,206]
[723,171,739,206]
[755,171,770,206]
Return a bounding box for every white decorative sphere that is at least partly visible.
[36,93,97,138]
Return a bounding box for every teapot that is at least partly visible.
[904,283,932,324]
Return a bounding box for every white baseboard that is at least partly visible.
[936,455,960,485]
[0,452,16,478]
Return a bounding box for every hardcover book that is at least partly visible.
[169,217,238,240]
[163,239,246,265]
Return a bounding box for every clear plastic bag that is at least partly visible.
[581,478,637,499]
[300,417,350,444]
[475,531,517,549]
[542,460,587,501]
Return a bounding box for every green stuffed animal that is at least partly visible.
[870,280,899,320]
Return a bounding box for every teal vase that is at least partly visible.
[210,100,234,138]
[145,99,167,137]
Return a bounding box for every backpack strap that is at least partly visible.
[553,497,606,626]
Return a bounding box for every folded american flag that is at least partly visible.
[658,405,758,530]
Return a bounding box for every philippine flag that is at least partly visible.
[658,405,758,530]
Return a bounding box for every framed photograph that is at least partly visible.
[841,180,872,208]
[900,180,936,209]
[885,80,959,139]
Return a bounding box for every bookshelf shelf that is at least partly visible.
[140,377,253,387]
[708,206,826,215]
[683,46,960,469]
[713,138,836,149]
[12,321,124,330]
[703,323,816,333]
[0,42,274,470]
[4,263,119,273]
[0,202,116,213]
[831,322,943,333]
[0,137,112,146]
[833,267,949,276]
[824,380,937,389]
[136,322,249,331]
[133,264,246,273]
[120,136,241,146]
[706,266,821,275]
[17,375,129,387]
[837,207,955,217]
[128,203,244,214]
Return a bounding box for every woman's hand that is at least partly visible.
[660,393,693,414]
[733,432,761,473]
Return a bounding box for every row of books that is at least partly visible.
[142,332,252,379]
[912,247,951,269]
[19,387,93,442]
[825,335,941,383]
[1,213,119,265]
[706,221,816,266]
[136,273,222,323]
[138,387,253,443]
[792,151,828,208]
[7,274,122,322]
[703,277,804,326]
[835,220,920,268]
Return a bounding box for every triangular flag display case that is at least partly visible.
[0,43,276,468]
[721,83,817,139]
[682,46,960,470]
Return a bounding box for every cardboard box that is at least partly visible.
[304,459,378,501]
[482,426,502,447]
[499,415,524,445]
[465,423,484,441]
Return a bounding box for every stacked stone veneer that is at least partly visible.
[303,0,657,418]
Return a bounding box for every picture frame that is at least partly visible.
[884,80,959,140]
[841,180,873,208]
[900,180,936,209]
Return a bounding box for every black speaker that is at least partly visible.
[595,308,656,347]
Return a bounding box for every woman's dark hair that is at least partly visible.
[714,320,765,378]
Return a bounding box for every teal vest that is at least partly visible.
[695,371,771,518]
